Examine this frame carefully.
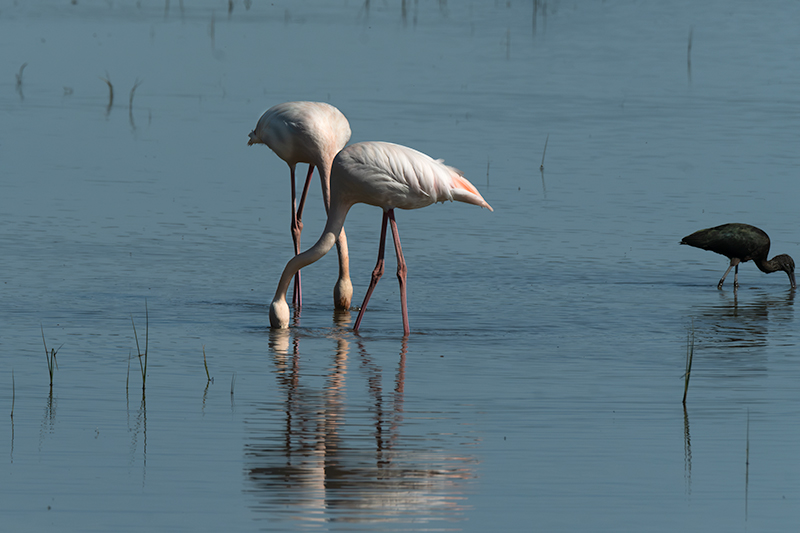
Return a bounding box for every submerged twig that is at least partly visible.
[539,134,549,171]
[99,72,114,115]
[41,325,62,389]
[131,300,149,390]
[129,78,143,112]
[203,345,213,383]
[126,350,132,393]
[745,408,750,520]
[10,369,15,419]
[682,319,695,405]
[129,78,143,129]
[687,26,694,84]
[15,62,28,88]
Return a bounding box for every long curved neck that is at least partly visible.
[317,156,335,213]
[757,256,782,274]
[272,201,351,303]
[318,158,351,307]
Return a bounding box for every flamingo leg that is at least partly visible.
[288,165,309,308]
[296,164,315,224]
[354,211,389,332]
[388,210,409,336]
[289,165,315,308]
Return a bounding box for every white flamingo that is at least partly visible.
[269,141,493,335]
[248,101,352,309]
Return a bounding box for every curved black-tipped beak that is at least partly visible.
[789,270,796,289]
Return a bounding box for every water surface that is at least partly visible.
[2,1,800,531]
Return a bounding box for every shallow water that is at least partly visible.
[2,1,800,531]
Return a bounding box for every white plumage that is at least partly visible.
[270,141,492,334]
[248,101,353,310]
[248,102,351,169]
[331,141,491,211]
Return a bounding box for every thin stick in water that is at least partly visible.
[539,134,549,171]
[10,369,14,419]
[682,320,695,405]
[41,325,61,388]
[129,78,143,113]
[745,407,750,520]
[100,72,114,115]
[687,26,694,84]
[126,350,131,392]
[131,300,149,390]
[203,345,212,383]
[15,62,28,88]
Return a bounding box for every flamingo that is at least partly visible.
[269,141,493,335]
[680,223,796,289]
[248,101,353,309]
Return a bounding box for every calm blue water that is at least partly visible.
[2,1,800,531]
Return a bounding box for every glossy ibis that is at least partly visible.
[680,223,795,289]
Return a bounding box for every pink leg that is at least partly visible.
[354,211,389,332]
[289,166,300,307]
[388,211,409,336]
[296,165,314,223]
[290,164,315,308]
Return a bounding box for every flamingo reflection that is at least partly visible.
[247,330,475,525]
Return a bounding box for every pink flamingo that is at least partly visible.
[269,141,493,335]
[248,101,353,310]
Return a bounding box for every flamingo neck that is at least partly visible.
[270,201,352,328]
[317,159,352,309]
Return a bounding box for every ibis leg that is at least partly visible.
[717,258,740,290]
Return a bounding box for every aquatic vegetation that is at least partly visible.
[99,71,114,115]
[682,321,695,405]
[41,325,62,389]
[203,345,213,384]
[131,301,149,391]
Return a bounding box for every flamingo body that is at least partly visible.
[269,141,493,334]
[681,223,795,289]
[248,101,352,309]
[248,101,351,169]
[331,141,490,211]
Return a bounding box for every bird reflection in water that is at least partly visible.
[692,289,794,352]
[682,291,793,497]
[248,330,475,526]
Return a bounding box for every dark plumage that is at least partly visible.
[681,223,795,289]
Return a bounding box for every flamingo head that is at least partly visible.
[333,277,353,311]
[247,130,264,146]
[269,297,290,329]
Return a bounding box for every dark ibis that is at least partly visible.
[680,223,796,289]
